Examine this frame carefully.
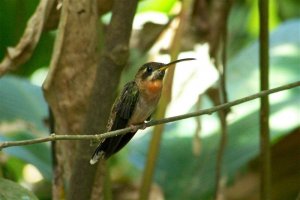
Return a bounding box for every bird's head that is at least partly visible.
[135,58,195,94]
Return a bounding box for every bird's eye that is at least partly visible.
[146,66,153,73]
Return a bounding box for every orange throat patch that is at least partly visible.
[145,80,163,94]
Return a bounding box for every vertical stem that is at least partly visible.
[259,0,271,199]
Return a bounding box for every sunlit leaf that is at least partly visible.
[137,0,177,14]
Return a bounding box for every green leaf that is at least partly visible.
[0,75,48,131]
[137,0,177,14]
[247,0,280,36]
[2,157,25,182]
[0,178,38,200]
[0,76,51,180]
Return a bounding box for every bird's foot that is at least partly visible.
[129,124,139,132]
[140,120,149,130]
[129,121,149,132]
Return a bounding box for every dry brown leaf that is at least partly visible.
[0,0,55,76]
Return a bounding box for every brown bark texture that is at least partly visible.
[43,0,99,199]
[43,0,138,199]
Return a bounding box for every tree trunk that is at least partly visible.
[43,0,138,199]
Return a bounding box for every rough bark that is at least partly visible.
[67,0,138,199]
[42,0,99,199]
[44,0,113,31]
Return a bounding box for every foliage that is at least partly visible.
[0,178,38,200]
[0,76,50,197]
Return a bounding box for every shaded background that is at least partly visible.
[0,0,299,199]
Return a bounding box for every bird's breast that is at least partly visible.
[128,92,161,125]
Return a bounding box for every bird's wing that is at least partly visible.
[90,81,139,163]
[114,81,139,122]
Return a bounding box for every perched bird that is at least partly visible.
[90,58,195,164]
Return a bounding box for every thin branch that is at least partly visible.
[0,81,299,149]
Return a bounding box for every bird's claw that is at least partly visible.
[130,121,149,132]
[129,124,139,132]
[140,120,149,130]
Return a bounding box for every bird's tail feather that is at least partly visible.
[90,145,105,165]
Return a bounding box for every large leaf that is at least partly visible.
[0,178,38,200]
[127,19,300,199]
[0,76,51,180]
[0,75,48,131]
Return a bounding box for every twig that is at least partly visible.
[259,0,271,199]
[0,81,299,149]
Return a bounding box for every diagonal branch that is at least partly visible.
[0,81,299,149]
[0,0,56,76]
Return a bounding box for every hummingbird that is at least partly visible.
[90,58,195,164]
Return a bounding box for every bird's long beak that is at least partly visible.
[158,58,196,71]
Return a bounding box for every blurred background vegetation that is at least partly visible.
[0,0,299,199]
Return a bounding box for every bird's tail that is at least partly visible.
[90,144,105,165]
